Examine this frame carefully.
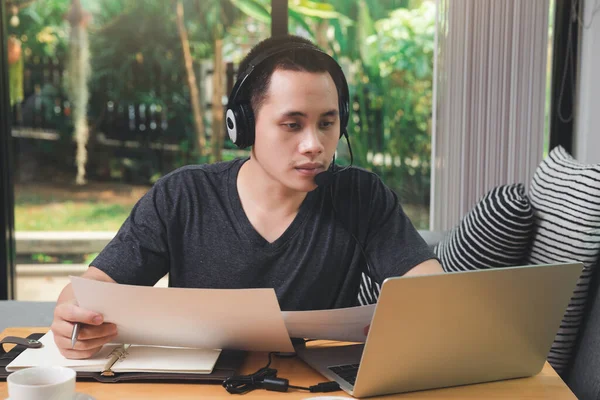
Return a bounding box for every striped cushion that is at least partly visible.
[526,145,600,376]
[357,183,533,306]
[434,184,534,272]
[358,271,381,306]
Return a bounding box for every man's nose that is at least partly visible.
[299,127,324,154]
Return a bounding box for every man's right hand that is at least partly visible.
[51,268,119,359]
[51,299,118,359]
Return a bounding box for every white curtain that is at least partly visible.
[431,0,550,231]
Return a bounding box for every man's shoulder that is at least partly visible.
[335,165,386,193]
[329,165,397,214]
[157,158,243,187]
[342,165,379,179]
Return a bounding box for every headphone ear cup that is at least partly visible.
[237,103,255,149]
[226,104,254,149]
[226,108,240,146]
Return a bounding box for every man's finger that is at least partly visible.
[55,303,104,325]
[51,319,79,340]
[55,334,117,352]
[77,323,118,341]
[59,347,103,360]
[52,319,117,343]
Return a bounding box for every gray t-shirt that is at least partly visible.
[92,158,435,311]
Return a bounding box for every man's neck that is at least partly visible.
[237,157,307,217]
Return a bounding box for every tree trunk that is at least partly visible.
[66,0,91,185]
[175,1,206,157]
[211,38,224,162]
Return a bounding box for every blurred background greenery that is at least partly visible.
[7,0,434,231]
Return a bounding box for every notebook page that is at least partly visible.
[112,346,222,374]
[6,331,121,372]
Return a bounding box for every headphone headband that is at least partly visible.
[225,41,350,149]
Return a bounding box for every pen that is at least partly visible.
[71,322,80,349]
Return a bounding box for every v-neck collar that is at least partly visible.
[227,158,318,252]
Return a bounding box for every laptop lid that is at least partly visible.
[352,262,583,398]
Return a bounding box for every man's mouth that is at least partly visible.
[295,164,324,176]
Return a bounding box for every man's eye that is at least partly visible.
[284,123,300,130]
[320,121,334,128]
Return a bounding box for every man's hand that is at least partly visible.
[51,266,118,359]
[51,299,118,359]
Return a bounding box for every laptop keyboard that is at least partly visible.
[328,363,360,386]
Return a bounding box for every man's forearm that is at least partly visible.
[405,259,444,276]
[57,283,76,305]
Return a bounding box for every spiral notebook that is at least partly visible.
[6,331,221,376]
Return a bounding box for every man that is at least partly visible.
[51,35,442,359]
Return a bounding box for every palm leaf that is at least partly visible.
[229,0,271,24]
[288,9,314,37]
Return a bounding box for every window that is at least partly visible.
[6,0,268,300]
[5,0,435,300]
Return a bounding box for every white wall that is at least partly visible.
[574,0,600,163]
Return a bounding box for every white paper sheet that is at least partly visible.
[70,276,294,352]
[282,304,376,342]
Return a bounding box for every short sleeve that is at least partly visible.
[90,181,170,286]
[364,177,437,283]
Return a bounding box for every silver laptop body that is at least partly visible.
[297,262,583,398]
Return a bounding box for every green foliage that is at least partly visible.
[9,55,24,106]
[291,0,435,210]
[359,2,435,205]
[31,253,58,263]
[7,0,70,57]
[230,0,270,24]
[89,1,183,102]
[9,0,434,228]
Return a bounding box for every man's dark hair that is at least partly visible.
[237,35,343,115]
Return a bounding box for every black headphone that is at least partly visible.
[225,42,350,149]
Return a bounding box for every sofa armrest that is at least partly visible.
[417,230,446,248]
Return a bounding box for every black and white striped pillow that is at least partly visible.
[526,145,600,376]
[358,272,381,306]
[357,183,534,306]
[434,184,534,272]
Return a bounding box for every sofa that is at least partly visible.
[406,144,600,400]
[356,145,600,398]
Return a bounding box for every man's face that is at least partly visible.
[252,68,341,193]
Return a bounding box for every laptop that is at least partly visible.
[296,262,583,398]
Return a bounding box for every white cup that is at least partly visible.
[7,366,76,400]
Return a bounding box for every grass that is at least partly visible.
[14,182,147,231]
[15,201,132,231]
[13,182,430,232]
